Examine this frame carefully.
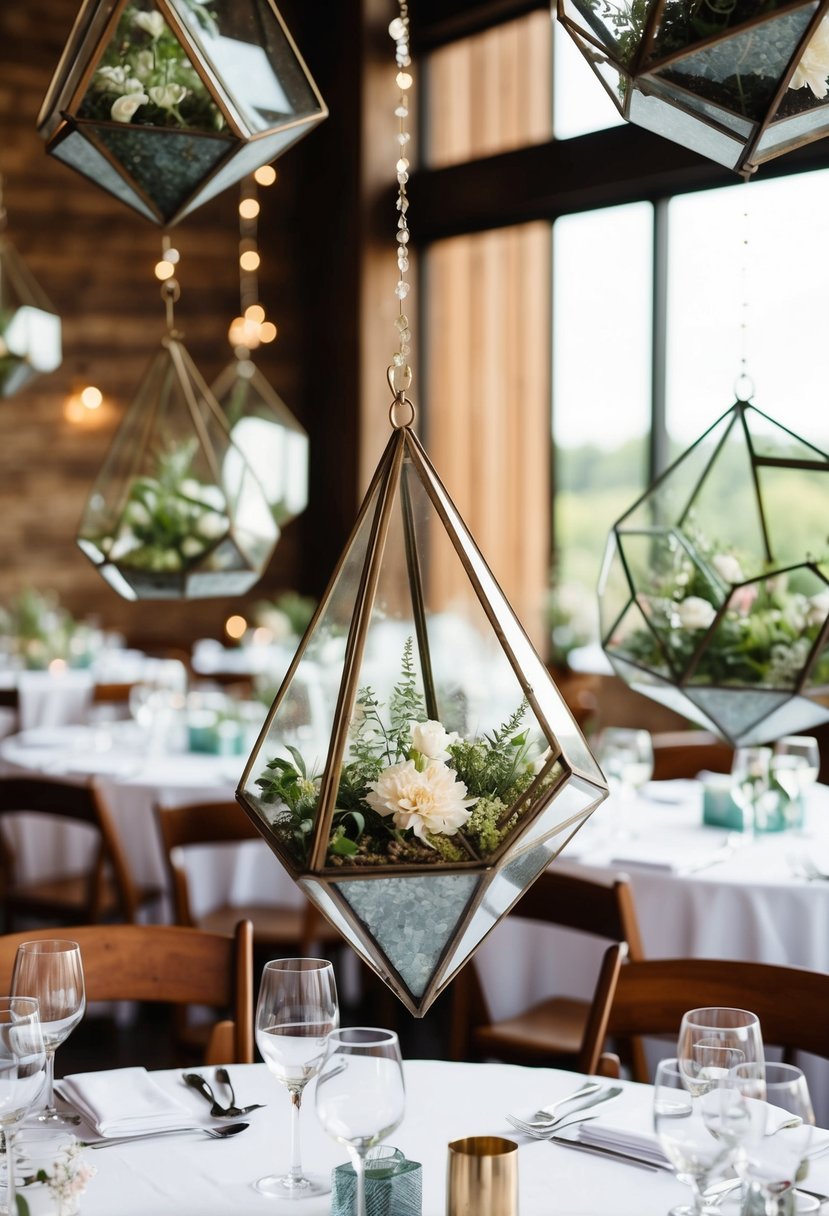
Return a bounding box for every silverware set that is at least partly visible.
[182,1069,265,1118]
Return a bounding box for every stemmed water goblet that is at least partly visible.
[730,748,773,835]
[654,1057,741,1216]
[315,1028,405,1216]
[729,1062,815,1216]
[11,940,85,1125]
[0,996,47,1216]
[772,737,820,830]
[677,1007,764,1093]
[254,957,339,1200]
[595,727,654,837]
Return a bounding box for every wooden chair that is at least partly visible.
[580,949,829,1079]
[651,731,733,781]
[450,868,644,1070]
[0,921,254,1065]
[155,800,339,955]
[0,776,162,930]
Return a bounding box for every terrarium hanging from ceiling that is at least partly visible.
[599,395,829,747]
[236,7,608,1018]
[38,0,327,225]
[0,177,62,398]
[211,173,309,530]
[556,0,829,176]
[77,240,278,599]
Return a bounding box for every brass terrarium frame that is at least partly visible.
[599,398,829,747]
[38,0,327,225]
[557,0,829,176]
[237,406,608,1016]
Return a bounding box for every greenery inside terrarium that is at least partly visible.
[96,438,231,574]
[253,638,560,867]
[78,0,225,132]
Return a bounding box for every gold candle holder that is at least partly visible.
[447,1135,519,1216]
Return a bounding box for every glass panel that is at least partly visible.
[239,473,384,862]
[78,0,226,133]
[334,873,480,1000]
[91,124,232,223]
[426,12,552,169]
[604,598,675,678]
[685,686,789,741]
[0,236,62,399]
[642,75,754,137]
[213,359,309,527]
[49,127,158,221]
[560,0,640,65]
[627,88,746,170]
[756,103,829,157]
[597,535,634,644]
[177,124,313,218]
[501,773,602,858]
[655,9,815,121]
[552,202,652,662]
[667,172,829,459]
[554,21,626,137]
[739,696,829,744]
[173,0,323,134]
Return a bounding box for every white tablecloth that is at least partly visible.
[62,1060,824,1216]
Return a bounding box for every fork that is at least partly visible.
[506,1112,601,1139]
[507,1085,623,1134]
[530,1081,601,1122]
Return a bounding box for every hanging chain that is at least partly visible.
[155,234,181,335]
[734,185,754,403]
[388,2,414,408]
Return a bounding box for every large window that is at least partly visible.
[419,6,829,662]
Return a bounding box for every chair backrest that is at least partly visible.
[651,731,733,780]
[509,868,645,961]
[0,920,254,1064]
[580,951,829,1076]
[155,801,265,928]
[0,776,142,922]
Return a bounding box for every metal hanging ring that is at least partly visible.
[389,394,415,429]
[733,372,755,403]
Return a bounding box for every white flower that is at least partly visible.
[366,759,475,841]
[111,91,148,122]
[196,511,228,540]
[181,536,206,559]
[676,596,717,631]
[711,552,743,585]
[134,10,166,39]
[133,50,155,81]
[96,65,130,90]
[808,589,829,627]
[410,719,458,762]
[790,17,829,98]
[149,83,189,110]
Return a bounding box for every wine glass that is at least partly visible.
[654,1057,740,1216]
[11,940,85,1126]
[730,748,773,835]
[254,958,339,1200]
[595,727,654,836]
[730,1062,815,1215]
[772,737,820,829]
[315,1028,405,1216]
[678,1008,764,1093]
[0,997,47,1216]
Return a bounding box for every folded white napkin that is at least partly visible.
[57,1068,192,1137]
[579,1122,671,1167]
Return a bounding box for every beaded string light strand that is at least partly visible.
[228,165,278,355]
[389,3,413,401]
[735,191,754,403]
[154,235,182,334]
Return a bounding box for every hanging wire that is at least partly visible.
[389,2,414,400]
[734,185,755,403]
[155,234,181,335]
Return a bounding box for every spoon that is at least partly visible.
[88,1122,249,1149]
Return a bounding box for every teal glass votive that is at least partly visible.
[330,1145,422,1216]
[701,775,803,833]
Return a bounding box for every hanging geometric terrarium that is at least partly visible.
[237,418,607,1016]
[78,336,278,599]
[212,357,309,528]
[556,1,829,177]
[599,397,829,747]
[0,213,62,398]
[38,0,327,225]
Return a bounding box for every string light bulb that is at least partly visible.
[227,171,278,353]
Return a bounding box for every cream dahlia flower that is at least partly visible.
[366,759,475,841]
[790,17,829,99]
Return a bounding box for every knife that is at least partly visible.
[547,1133,669,1172]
